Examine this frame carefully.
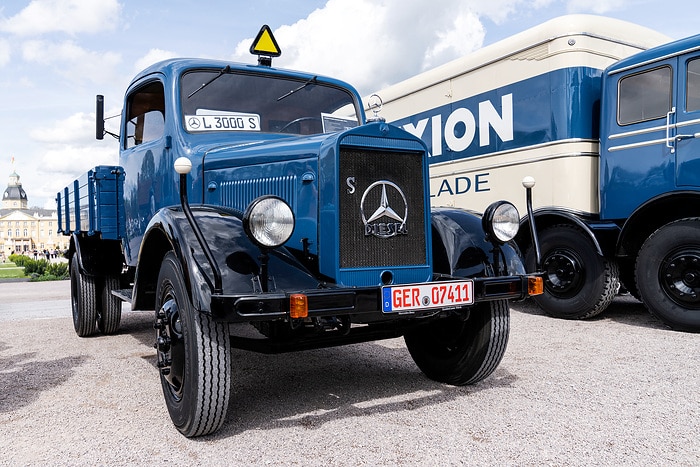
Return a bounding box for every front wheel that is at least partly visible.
[155,252,231,437]
[526,224,619,319]
[70,256,98,337]
[636,218,700,332]
[404,300,509,386]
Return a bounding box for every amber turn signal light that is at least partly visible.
[289,294,308,319]
[528,276,544,296]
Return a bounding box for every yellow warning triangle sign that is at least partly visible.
[250,25,281,57]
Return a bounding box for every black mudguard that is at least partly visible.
[131,205,319,312]
[430,207,525,279]
[69,233,123,277]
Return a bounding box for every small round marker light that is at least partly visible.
[522,176,536,189]
[174,157,192,175]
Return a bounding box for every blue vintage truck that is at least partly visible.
[57,27,542,437]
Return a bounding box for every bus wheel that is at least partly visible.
[404,300,509,386]
[155,252,231,437]
[636,218,700,332]
[70,255,98,337]
[526,224,619,319]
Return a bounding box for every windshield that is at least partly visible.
[181,69,360,136]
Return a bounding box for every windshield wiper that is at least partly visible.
[277,76,317,101]
[187,65,231,99]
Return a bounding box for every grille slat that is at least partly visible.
[220,175,297,212]
[338,148,427,268]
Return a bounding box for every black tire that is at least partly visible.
[98,275,122,335]
[636,218,700,332]
[404,300,509,386]
[526,224,619,319]
[70,256,98,337]
[155,252,231,437]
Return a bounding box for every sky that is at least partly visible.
[0,0,697,209]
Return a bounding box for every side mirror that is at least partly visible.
[96,95,105,140]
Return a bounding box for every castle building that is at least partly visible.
[0,169,66,258]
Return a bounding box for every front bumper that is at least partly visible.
[211,274,541,323]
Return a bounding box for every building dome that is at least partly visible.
[2,171,28,209]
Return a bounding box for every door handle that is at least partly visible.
[675,132,700,141]
[666,107,676,153]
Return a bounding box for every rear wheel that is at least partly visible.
[526,224,619,319]
[70,256,98,337]
[154,252,231,437]
[404,300,509,386]
[98,275,122,335]
[636,218,700,332]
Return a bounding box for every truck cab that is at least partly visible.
[599,35,700,329]
[57,27,543,437]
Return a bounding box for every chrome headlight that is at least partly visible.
[243,196,295,249]
[483,201,519,244]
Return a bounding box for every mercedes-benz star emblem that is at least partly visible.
[188,117,201,129]
[360,181,408,238]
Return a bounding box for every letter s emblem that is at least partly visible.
[346,177,356,194]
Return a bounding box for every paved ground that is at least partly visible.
[0,280,698,466]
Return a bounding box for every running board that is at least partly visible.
[111,288,133,302]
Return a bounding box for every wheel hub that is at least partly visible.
[542,250,583,295]
[661,251,700,308]
[154,297,185,399]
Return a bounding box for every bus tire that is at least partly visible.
[636,218,700,332]
[70,255,98,337]
[404,300,509,386]
[526,224,619,319]
[155,252,231,437]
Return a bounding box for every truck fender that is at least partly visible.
[515,209,613,257]
[67,233,123,277]
[431,207,525,278]
[616,190,700,257]
[131,205,319,312]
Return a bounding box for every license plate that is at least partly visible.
[185,113,261,132]
[382,280,474,313]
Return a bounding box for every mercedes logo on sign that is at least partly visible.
[360,181,408,238]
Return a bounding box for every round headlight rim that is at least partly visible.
[242,195,295,249]
[483,200,520,244]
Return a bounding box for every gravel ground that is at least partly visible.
[1,280,698,466]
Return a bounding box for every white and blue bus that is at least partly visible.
[371,15,700,331]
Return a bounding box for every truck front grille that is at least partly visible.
[338,147,427,268]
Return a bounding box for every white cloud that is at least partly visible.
[0,0,121,36]
[32,111,118,177]
[565,0,629,14]
[134,48,179,74]
[29,112,96,145]
[0,38,10,66]
[33,123,119,204]
[22,39,122,85]
[39,143,117,177]
[231,0,491,94]
[34,141,117,208]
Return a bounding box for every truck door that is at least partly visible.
[600,57,677,220]
[673,53,700,187]
[121,80,167,265]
